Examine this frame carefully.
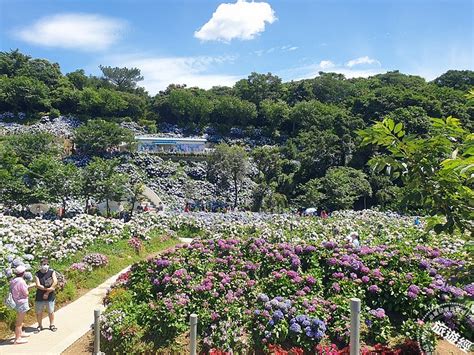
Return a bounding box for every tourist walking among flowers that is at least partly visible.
[10,265,30,344]
[34,258,58,332]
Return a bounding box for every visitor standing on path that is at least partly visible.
[34,258,58,333]
[9,265,30,345]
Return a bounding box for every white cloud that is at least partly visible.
[194,0,276,42]
[278,59,385,81]
[281,45,298,52]
[346,56,381,68]
[107,54,240,94]
[319,60,335,69]
[14,13,125,51]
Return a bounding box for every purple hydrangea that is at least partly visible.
[369,308,386,319]
[369,285,381,293]
[83,253,108,267]
[464,283,474,297]
[155,259,171,268]
[408,285,421,295]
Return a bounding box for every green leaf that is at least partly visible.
[393,122,403,134]
[386,119,395,131]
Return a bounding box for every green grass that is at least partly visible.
[0,229,179,338]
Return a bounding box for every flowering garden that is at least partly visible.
[0,212,178,337]
[99,211,473,354]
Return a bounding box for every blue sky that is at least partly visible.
[0,0,472,94]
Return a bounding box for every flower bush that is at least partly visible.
[101,216,472,354]
[82,253,108,268]
[69,262,92,272]
[128,237,142,253]
[1,209,471,352]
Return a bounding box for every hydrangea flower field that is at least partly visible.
[98,210,473,353]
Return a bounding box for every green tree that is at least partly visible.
[99,65,144,91]
[2,132,60,165]
[299,166,372,210]
[66,69,88,90]
[368,171,401,209]
[251,146,294,211]
[234,72,284,105]
[290,129,343,180]
[211,96,257,128]
[358,116,473,233]
[0,143,31,208]
[167,89,214,127]
[29,156,81,217]
[385,106,430,135]
[0,49,31,77]
[17,58,62,87]
[312,72,355,104]
[82,157,128,216]
[208,144,249,208]
[0,75,51,113]
[51,77,81,114]
[79,87,103,116]
[259,99,290,135]
[284,80,314,106]
[126,173,145,216]
[289,100,347,132]
[74,119,135,156]
[434,70,474,91]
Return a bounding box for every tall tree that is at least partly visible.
[2,132,61,165]
[299,166,372,210]
[29,156,81,217]
[82,157,128,216]
[0,143,31,208]
[251,146,294,211]
[99,65,144,91]
[208,144,249,208]
[74,119,135,156]
[0,75,51,113]
[234,72,284,105]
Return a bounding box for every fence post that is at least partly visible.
[94,309,102,355]
[350,298,361,355]
[190,313,198,355]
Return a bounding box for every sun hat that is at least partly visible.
[14,265,26,275]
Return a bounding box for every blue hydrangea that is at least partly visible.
[289,323,302,333]
[273,310,284,320]
[12,258,23,267]
[258,293,269,303]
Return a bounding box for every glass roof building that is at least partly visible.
[135,136,207,153]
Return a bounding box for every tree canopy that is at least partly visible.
[74,119,136,156]
[99,65,144,91]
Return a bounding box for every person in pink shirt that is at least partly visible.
[9,265,30,344]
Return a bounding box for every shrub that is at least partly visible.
[82,253,109,268]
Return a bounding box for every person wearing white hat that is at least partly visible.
[9,265,30,344]
[346,231,360,248]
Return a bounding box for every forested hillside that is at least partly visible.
[1,49,473,213]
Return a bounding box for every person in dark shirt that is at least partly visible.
[34,258,58,332]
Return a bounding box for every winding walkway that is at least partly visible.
[0,237,192,355]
